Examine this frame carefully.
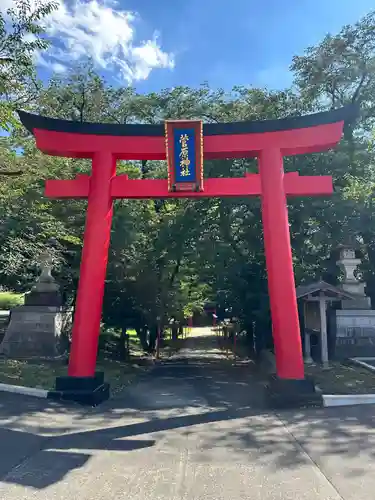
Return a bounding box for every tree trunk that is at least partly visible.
[149,324,158,352]
[171,324,178,340]
[118,326,129,360]
[137,327,149,352]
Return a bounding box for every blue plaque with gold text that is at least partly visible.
[165,120,203,192]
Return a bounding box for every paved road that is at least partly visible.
[1,328,375,499]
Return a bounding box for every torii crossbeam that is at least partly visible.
[18,105,356,407]
[45,172,332,199]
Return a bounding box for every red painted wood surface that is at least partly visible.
[34,120,344,159]
[45,172,333,199]
[35,117,346,381]
[259,149,304,379]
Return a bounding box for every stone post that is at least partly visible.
[0,245,72,358]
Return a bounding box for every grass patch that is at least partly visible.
[0,291,24,309]
[0,359,66,390]
[0,328,185,395]
[305,361,375,394]
[98,328,145,362]
[0,356,149,396]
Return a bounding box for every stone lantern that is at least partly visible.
[0,240,72,358]
[336,245,371,309]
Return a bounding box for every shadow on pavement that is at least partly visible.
[3,402,375,489]
[1,332,375,490]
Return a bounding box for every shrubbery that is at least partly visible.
[0,292,24,310]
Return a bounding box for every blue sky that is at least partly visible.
[127,0,375,92]
[3,0,375,93]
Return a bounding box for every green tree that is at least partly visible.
[0,0,57,129]
[291,9,375,302]
[6,7,375,356]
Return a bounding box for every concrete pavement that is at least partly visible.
[0,328,375,499]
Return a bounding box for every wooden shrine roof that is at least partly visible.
[296,280,356,300]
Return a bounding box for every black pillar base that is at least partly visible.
[49,372,110,406]
[265,375,323,409]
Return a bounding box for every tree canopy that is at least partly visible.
[1,4,375,352]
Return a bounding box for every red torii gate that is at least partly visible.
[18,106,355,406]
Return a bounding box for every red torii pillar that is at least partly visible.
[18,106,355,406]
[68,152,116,378]
[259,148,303,379]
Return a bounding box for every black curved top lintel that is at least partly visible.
[17,104,358,138]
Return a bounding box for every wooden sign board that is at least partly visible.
[165,120,203,192]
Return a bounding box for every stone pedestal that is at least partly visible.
[265,375,322,409]
[0,306,72,358]
[53,372,110,406]
[0,248,72,359]
[341,297,372,310]
[331,246,375,358]
[332,310,375,359]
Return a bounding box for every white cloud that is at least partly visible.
[3,0,174,82]
[51,62,67,73]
